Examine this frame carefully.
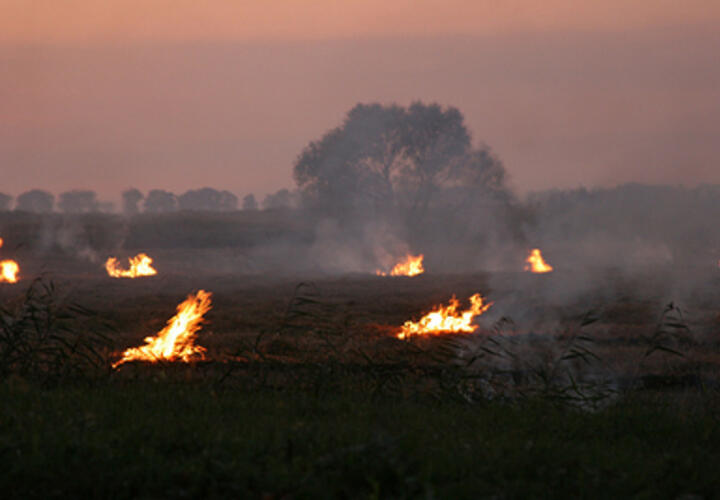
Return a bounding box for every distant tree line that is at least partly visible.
[525,183,720,261]
[0,187,299,215]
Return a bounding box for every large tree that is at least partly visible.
[293,102,508,225]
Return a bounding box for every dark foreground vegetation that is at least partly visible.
[1,268,720,498]
[2,379,719,499]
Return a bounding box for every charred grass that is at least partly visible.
[1,268,720,498]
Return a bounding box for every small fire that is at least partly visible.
[105,253,158,278]
[376,254,425,277]
[0,237,20,283]
[0,260,19,283]
[112,290,211,368]
[525,248,553,273]
[397,293,492,340]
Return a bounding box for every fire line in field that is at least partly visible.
[525,248,553,273]
[0,237,20,283]
[397,293,492,340]
[376,254,425,277]
[112,290,211,368]
[105,253,158,278]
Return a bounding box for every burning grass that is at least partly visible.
[112,290,211,368]
[105,252,158,278]
[525,248,553,273]
[0,237,20,283]
[376,253,425,277]
[0,260,19,283]
[397,293,492,339]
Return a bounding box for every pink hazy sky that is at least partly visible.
[2,1,720,202]
[4,0,720,43]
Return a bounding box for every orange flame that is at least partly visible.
[105,253,158,278]
[112,290,211,368]
[0,237,20,283]
[525,248,553,273]
[376,254,425,277]
[397,293,492,340]
[0,260,19,283]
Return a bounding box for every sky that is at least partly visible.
[2,1,720,202]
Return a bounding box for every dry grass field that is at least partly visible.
[2,239,720,497]
[3,247,720,394]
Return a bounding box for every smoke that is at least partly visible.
[54,220,99,263]
[30,214,131,265]
[303,218,418,274]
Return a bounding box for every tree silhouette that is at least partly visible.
[122,188,144,216]
[16,189,54,213]
[143,190,177,213]
[293,102,506,223]
[217,190,238,211]
[0,193,12,211]
[242,194,258,211]
[58,190,99,214]
[262,189,296,210]
[178,188,238,211]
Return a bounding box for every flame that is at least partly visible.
[0,237,20,283]
[0,260,19,283]
[376,254,425,277]
[525,248,553,273]
[397,293,492,340]
[112,290,211,368]
[105,253,158,278]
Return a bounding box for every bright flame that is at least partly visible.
[112,290,211,368]
[376,254,425,277]
[397,293,492,340]
[105,253,158,278]
[0,237,20,283]
[0,260,19,283]
[525,248,553,273]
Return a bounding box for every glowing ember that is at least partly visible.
[112,290,211,368]
[397,293,492,340]
[376,254,425,277]
[105,253,158,278]
[0,237,20,283]
[525,248,553,273]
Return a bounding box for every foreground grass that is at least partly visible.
[1,380,719,499]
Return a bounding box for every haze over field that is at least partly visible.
[2,1,719,201]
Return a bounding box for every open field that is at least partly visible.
[6,6,720,496]
[2,244,720,497]
[3,382,720,499]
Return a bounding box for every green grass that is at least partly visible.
[1,379,719,499]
